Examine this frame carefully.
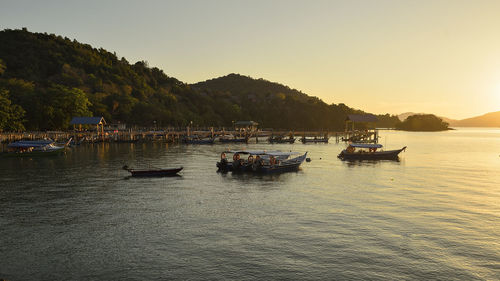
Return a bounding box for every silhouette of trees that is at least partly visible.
[0,28,401,131]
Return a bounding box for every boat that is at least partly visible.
[182,136,215,144]
[219,134,248,143]
[268,135,296,144]
[337,143,406,160]
[3,140,65,157]
[122,165,183,177]
[216,150,307,173]
[301,136,329,143]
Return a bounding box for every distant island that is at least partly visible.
[399,111,500,128]
[396,114,450,131]
[0,28,401,132]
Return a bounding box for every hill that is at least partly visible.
[450,111,500,127]
[396,114,450,131]
[398,112,456,124]
[0,28,399,131]
[193,74,400,129]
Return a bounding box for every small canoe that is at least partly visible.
[122,165,183,177]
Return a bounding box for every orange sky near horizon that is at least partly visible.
[1,0,500,119]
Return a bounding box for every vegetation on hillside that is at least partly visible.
[396,114,450,131]
[0,28,400,132]
[193,74,400,130]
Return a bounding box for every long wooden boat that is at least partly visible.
[182,137,215,144]
[268,136,295,144]
[338,143,406,160]
[300,136,329,143]
[219,135,248,143]
[3,140,65,157]
[122,165,183,177]
[217,150,307,174]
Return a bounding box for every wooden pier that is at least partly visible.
[0,128,377,149]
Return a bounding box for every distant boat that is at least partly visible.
[122,165,183,177]
[338,143,406,160]
[3,140,65,157]
[219,134,248,143]
[217,150,307,173]
[301,136,329,143]
[182,136,215,144]
[268,135,295,144]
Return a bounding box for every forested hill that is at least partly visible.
[193,74,400,129]
[193,74,359,130]
[0,28,399,131]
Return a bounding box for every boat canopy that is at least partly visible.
[8,140,54,148]
[349,143,383,149]
[224,150,300,156]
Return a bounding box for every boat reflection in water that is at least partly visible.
[338,143,406,161]
[217,150,307,174]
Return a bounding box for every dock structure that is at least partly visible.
[1,128,339,145]
[342,114,379,143]
[0,117,379,147]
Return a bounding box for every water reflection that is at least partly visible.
[1,129,499,280]
[342,158,401,167]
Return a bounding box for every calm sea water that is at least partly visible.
[1,128,499,280]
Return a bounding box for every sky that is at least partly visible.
[1,0,500,119]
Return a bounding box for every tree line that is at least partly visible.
[0,28,401,132]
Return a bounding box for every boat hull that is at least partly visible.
[338,148,405,160]
[126,167,183,177]
[268,138,295,144]
[2,147,65,157]
[219,138,248,143]
[301,138,329,143]
[182,139,215,144]
[217,153,307,174]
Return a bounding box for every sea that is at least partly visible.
[1,128,499,280]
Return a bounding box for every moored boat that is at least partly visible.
[3,140,65,157]
[338,143,406,160]
[301,136,329,143]
[216,150,307,173]
[122,165,183,177]
[182,136,215,144]
[219,134,248,143]
[268,135,295,144]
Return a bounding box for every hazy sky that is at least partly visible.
[1,0,500,119]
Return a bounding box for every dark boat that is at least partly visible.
[338,143,406,160]
[122,165,183,177]
[219,135,248,143]
[268,135,296,144]
[301,136,329,143]
[182,136,215,144]
[217,150,307,174]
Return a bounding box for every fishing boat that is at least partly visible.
[268,135,296,144]
[3,140,65,157]
[301,136,329,143]
[182,136,215,144]
[216,150,307,173]
[122,165,183,177]
[337,143,406,160]
[219,134,248,143]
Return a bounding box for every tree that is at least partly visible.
[44,85,92,129]
[0,59,5,76]
[0,88,25,131]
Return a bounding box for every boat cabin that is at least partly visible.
[346,143,383,153]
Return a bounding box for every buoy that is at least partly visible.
[306,158,311,162]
